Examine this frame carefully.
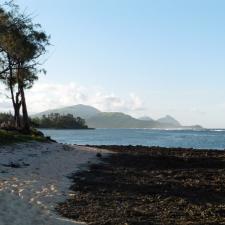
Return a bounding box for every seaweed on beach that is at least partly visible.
[57,146,225,225]
[2,162,30,168]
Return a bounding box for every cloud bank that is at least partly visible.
[0,82,145,115]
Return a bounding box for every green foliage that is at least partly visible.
[0,2,49,66]
[32,113,88,129]
[0,129,47,145]
[0,112,13,124]
[0,1,50,131]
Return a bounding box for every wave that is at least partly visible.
[209,129,225,132]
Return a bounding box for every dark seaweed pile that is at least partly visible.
[57,146,225,225]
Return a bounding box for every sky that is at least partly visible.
[0,0,225,128]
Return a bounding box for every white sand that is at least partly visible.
[0,142,110,225]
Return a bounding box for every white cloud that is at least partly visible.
[92,92,145,113]
[11,82,145,115]
[0,85,13,112]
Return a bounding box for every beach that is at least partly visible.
[0,142,110,225]
[1,142,225,224]
[58,145,225,225]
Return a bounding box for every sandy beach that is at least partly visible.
[0,142,110,225]
[1,142,225,225]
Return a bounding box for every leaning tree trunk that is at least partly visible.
[9,83,21,128]
[14,105,21,128]
[19,84,30,132]
[8,55,21,129]
[16,64,30,132]
[14,90,21,129]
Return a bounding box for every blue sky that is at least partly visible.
[3,0,225,128]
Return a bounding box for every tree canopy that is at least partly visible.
[0,1,50,132]
[32,113,88,129]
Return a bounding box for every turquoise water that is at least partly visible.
[40,128,225,150]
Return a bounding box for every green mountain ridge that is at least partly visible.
[86,112,160,128]
[33,104,202,129]
[33,104,101,119]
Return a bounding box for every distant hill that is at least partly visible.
[33,104,202,129]
[86,112,160,128]
[33,104,100,119]
[138,116,154,121]
[157,115,181,127]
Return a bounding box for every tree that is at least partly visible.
[0,1,50,132]
[32,113,89,129]
[0,6,21,127]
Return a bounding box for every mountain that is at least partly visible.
[33,104,100,119]
[157,115,181,127]
[33,104,202,129]
[86,112,160,128]
[138,116,153,121]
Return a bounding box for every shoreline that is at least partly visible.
[86,144,225,152]
[38,128,96,130]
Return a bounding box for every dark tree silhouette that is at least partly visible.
[32,113,88,129]
[0,1,50,132]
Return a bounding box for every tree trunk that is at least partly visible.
[14,106,21,128]
[7,55,21,129]
[14,90,21,128]
[9,83,20,128]
[16,64,30,132]
[19,84,30,132]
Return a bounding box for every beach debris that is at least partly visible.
[57,145,225,225]
[2,161,30,168]
[96,152,102,158]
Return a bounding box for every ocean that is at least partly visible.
[40,128,225,150]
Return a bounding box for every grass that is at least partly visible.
[0,129,48,146]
